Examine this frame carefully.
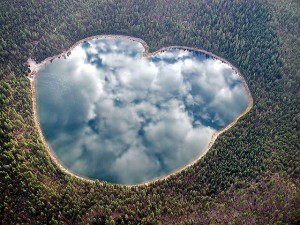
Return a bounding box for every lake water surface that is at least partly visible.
[36,38,249,184]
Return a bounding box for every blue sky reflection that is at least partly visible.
[36,38,249,184]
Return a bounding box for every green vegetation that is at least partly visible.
[0,0,299,224]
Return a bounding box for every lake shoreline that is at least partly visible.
[27,34,253,187]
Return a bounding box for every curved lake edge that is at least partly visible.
[27,34,254,187]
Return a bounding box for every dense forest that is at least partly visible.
[0,0,299,224]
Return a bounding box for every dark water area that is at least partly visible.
[36,38,249,184]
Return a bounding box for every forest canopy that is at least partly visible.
[0,0,299,224]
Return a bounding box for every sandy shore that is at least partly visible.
[27,34,253,187]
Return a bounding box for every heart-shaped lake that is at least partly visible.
[34,37,251,185]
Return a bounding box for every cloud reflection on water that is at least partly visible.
[36,38,248,184]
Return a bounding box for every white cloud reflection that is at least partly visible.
[36,38,248,184]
